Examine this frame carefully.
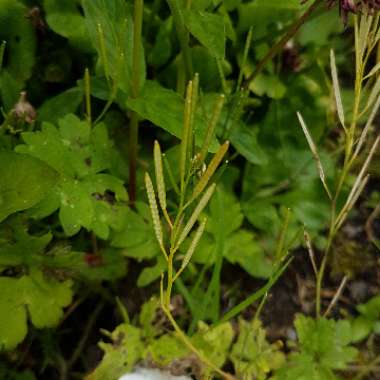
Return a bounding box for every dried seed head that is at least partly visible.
[11,91,36,124]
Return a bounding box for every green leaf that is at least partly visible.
[183,10,225,58]
[0,269,72,351]
[0,0,36,83]
[0,366,36,380]
[249,73,287,100]
[298,11,343,46]
[192,321,234,369]
[82,0,145,94]
[0,220,52,269]
[230,123,268,165]
[231,319,285,379]
[191,185,272,278]
[43,0,92,51]
[139,297,160,340]
[147,335,189,366]
[16,114,128,237]
[276,315,357,380]
[148,17,173,68]
[38,87,83,124]
[0,152,58,222]
[137,256,166,287]
[127,80,219,152]
[351,295,380,342]
[238,0,306,37]
[85,324,144,380]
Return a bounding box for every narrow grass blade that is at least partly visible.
[336,174,370,231]
[354,94,380,159]
[275,208,291,261]
[324,276,348,317]
[0,41,6,71]
[191,141,229,202]
[219,259,292,324]
[198,94,225,166]
[297,112,332,200]
[116,296,129,323]
[364,75,380,113]
[145,173,167,260]
[175,183,216,250]
[84,68,91,125]
[216,58,227,94]
[350,135,379,204]
[96,23,110,82]
[364,61,380,79]
[336,136,379,230]
[237,27,253,91]
[330,50,345,130]
[304,229,318,277]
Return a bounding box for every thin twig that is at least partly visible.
[242,0,323,89]
[67,301,104,370]
[323,276,348,317]
[304,230,318,277]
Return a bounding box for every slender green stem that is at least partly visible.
[128,0,144,205]
[243,0,323,89]
[94,82,117,124]
[315,17,367,317]
[84,68,92,126]
[161,304,234,379]
[167,0,193,83]
[67,301,104,370]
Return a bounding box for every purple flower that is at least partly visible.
[303,0,380,23]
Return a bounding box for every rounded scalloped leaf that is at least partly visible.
[0,270,72,351]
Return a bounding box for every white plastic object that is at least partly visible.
[118,367,192,380]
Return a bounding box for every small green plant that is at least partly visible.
[144,76,232,378]
[275,315,358,380]
[297,10,380,317]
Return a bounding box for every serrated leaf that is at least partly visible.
[147,334,189,366]
[16,114,128,237]
[276,315,357,380]
[85,324,144,380]
[0,152,58,222]
[0,221,52,268]
[0,269,72,351]
[191,321,233,369]
[231,319,285,379]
